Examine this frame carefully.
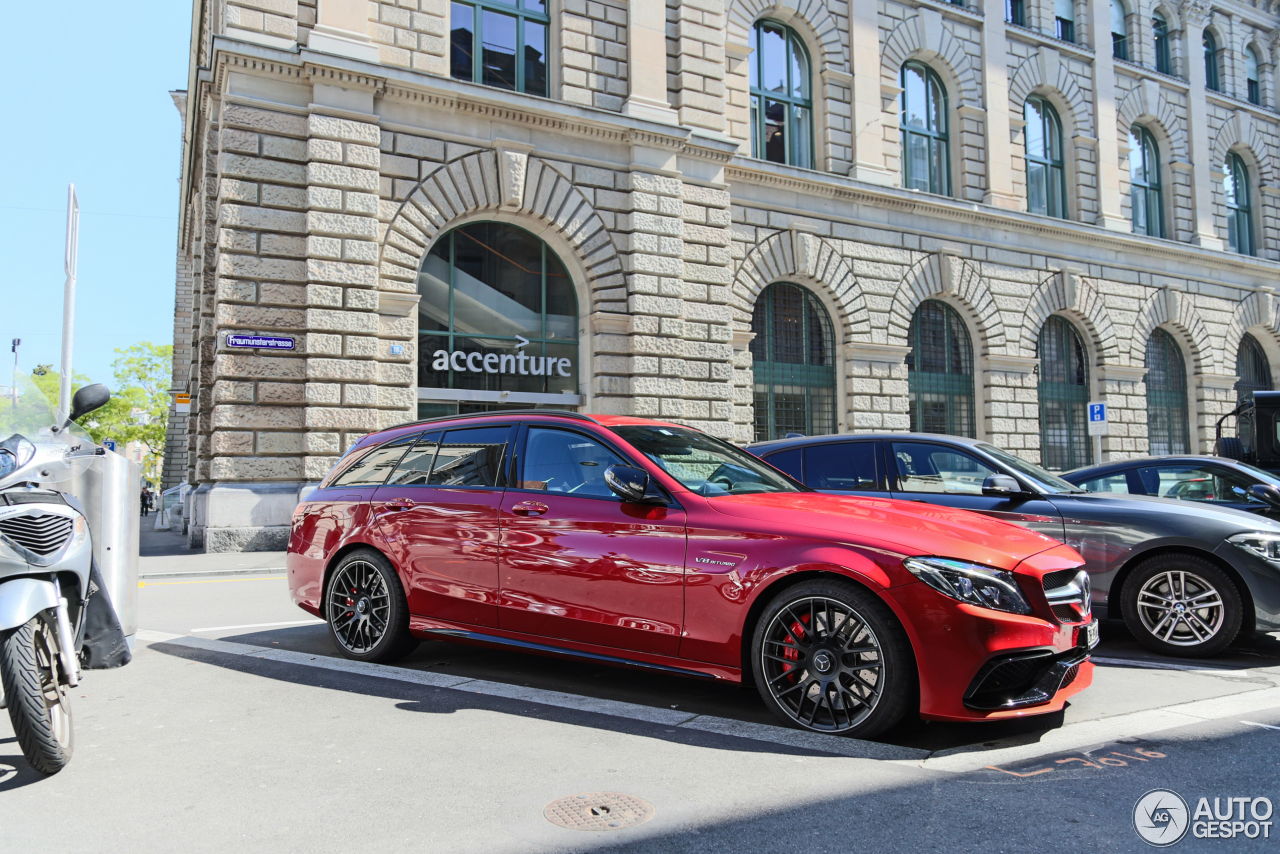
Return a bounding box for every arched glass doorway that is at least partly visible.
[750,283,836,441]
[907,300,975,437]
[1145,329,1190,455]
[1236,333,1272,401]
[1038,316,1090,470]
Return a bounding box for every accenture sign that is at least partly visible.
[429,335,572,377]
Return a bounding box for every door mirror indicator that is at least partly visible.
[982,474,1024,497]
[1248,483,1280,507]
[604,465,661,503]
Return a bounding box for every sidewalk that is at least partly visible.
[138,519,286,578]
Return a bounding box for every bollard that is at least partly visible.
[67,449,140,643]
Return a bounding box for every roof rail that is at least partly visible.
[384,408,599,431]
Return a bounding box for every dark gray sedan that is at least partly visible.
[1062,455,1280,521]
[747,433,1280,659]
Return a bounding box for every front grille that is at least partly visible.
[0,514,73,555]
[1060,663,1081,688]
[1043,568,1090,623]
[1043,568,1079,589]
[968,652,1053,698]
[1052,604,1079,621]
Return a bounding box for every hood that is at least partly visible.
[1051,491,1280,532]
[707,492,1064,571]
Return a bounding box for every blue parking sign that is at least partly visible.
[1087,401,1108,436]
[1089,403,1106,422]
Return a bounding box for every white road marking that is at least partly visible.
[136,631,1280,770]
[1091,656,1253,677]
[190,619,325,633]
[1241,720,1280,731]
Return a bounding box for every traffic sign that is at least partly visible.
[174,393,190,414]
[1087,401,1108,436]
[103,439,117,452]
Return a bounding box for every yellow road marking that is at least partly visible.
[139,575,286,588]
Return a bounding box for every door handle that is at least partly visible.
[511,501,549,517]
[386,498,416,510]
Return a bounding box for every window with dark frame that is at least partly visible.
[1129,125,1164,238]
[900,62,950,196]
[1038,316,1091,471]
[749,20,814,170]
[449,0,549,97]
[750,283,837,442]
[1204,30,1220,91]
[1225,152,1255,256]
[1055,0,1076,41]
[1145,328,1191,456]
[906,300,975,438]
[1024,96,1067,219]
[1247,47,1262,104]
[1236,333,1273,401]
[1153,14,1171,74]
[1111,0,1129,60]
[1007,0,1026,26]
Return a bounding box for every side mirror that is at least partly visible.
[69,383,111,423]
[604,464,659,504]
[1248,483,1280,508]
[982,474,1024,497]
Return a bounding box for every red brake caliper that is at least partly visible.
[781,614,810,676]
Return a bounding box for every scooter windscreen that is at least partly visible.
[0,370,103,489]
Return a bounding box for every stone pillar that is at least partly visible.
[1182,4,1226,249]
[846,344,911,433]
[1097,365,1147,459]
[225,0,299,50]
[1089,0,1128,231]
[981,0,1021,210]
[849,0,895,186]
[985,356,1041,460]
[623,0,678,123]
[666,0,727,134]
[309,0,379,62]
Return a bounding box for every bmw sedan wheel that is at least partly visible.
[751,580,913,738]
[325,549,418,663]
[1120,554,1243,658]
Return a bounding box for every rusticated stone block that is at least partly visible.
[376,362,415,385]
[221,104,307,137]
[302,333,342,355]
[306,163,379,192]
[215,304,305,329]
[305,382,341,404]
[214,355,306,380]
[258,283,305,305]
[213,380,255,403]
[212,404,305,430]
[305,308,380,334]
[258,382,306,403]
[307,211,378,239]
[305,284,343,307]
[306,259,378,286]
[211,431,254,454]
[378,386,416,408]
[216,280,257,302]
[305,432,340,454]
[308,114,381,145]
[304,407,380,430]
[220,154,306,186]
[343,335,379,357]
[307,358,378,381]
[342,384,379,405]
[210,456,305,480]
[345,288,379,310]
[256,432,305,454]
[379,315,415,338]
[305,456,340,480]
[217,255,307,283]
[219,205,307,234]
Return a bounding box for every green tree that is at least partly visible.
[85,343,173,482]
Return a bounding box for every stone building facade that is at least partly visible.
[169,0,1280,551]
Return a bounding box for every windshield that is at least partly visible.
[976,443,1085,494]
[0,370,98,488]
[612,425,805,497]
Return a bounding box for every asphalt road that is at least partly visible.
[2,529,1279,852]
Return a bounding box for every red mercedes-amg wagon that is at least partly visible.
[287,411,1096,737]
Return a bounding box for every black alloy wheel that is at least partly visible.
[1120,553,1243,658]
[325,549,418,663]
[751,579,913,738]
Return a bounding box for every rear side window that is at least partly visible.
[330,433,421,487]
[427,426,512,487]
[385,432,442,486]
[1077,472,1131,494]
[763,448,803,480]
[1138,465,1259,504]
[890,442,996,495]
[804,443,879,490]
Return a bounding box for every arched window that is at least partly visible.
[1146,328,1190,455]
[1129,126,1164,238]
[1236,333,1273,401]
[749,21,813,170]
[906,300,975,437]
[1055,0,1076,42]
[1039,316,1091,470]
[417,223,578,416]
[1024,96,1067,219]
[1247,47,1262,104]
[1204,30,1220,91]
[750,283,835,441]
[1111,0,1129,60]
[901,62,950,196]
[1225,152,1255,256]
[449,1,549,97]
[1152,14,1171,74]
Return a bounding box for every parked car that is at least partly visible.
[747,432,1280,659]
[288,411,1096,738]
[1062,456,1280,521]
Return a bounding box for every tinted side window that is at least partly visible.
[764,448,803,480]
[385,432,442,486]
[330,433,420,487]
[1139,465,1260,504]
[428,426,511,487]
[1077,472,1131,493]
[804,443,879,490]
[521,428,627,499]
[890,442,997,495]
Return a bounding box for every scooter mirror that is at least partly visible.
[68,384,111,423]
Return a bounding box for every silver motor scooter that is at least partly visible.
[0,375,116,774]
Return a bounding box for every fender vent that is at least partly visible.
[0,514,73,555]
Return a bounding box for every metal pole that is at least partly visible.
[9,339,17,406]
[58,185,79,418]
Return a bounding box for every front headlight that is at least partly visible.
[903,557,1033,615]
[69,514,89,552]
[1227,532,1280,562]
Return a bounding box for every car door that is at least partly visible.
[887,440,1064,539]
[497,424,687,656]
[1136,463,1279,518]
[372,424,514,628]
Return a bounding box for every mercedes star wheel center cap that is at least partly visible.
[357,599,369,615]
[813,651,834,674]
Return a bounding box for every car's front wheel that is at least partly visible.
[325,549,418,663]
[750,579,913,738]
[1120,554,1243,658]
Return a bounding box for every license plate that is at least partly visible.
[1080,619,1099,650]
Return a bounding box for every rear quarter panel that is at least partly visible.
[287,486,386,616]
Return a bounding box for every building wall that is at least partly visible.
[170,0,1280,550]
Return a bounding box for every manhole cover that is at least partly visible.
[543,792,655,831]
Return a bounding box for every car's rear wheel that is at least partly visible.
[325,549,418,663]
[750,579,913,738]
[1120,554,1243,658]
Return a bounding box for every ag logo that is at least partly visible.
[1134,789,1190,846]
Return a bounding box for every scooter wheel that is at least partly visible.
[0,615,74,774]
